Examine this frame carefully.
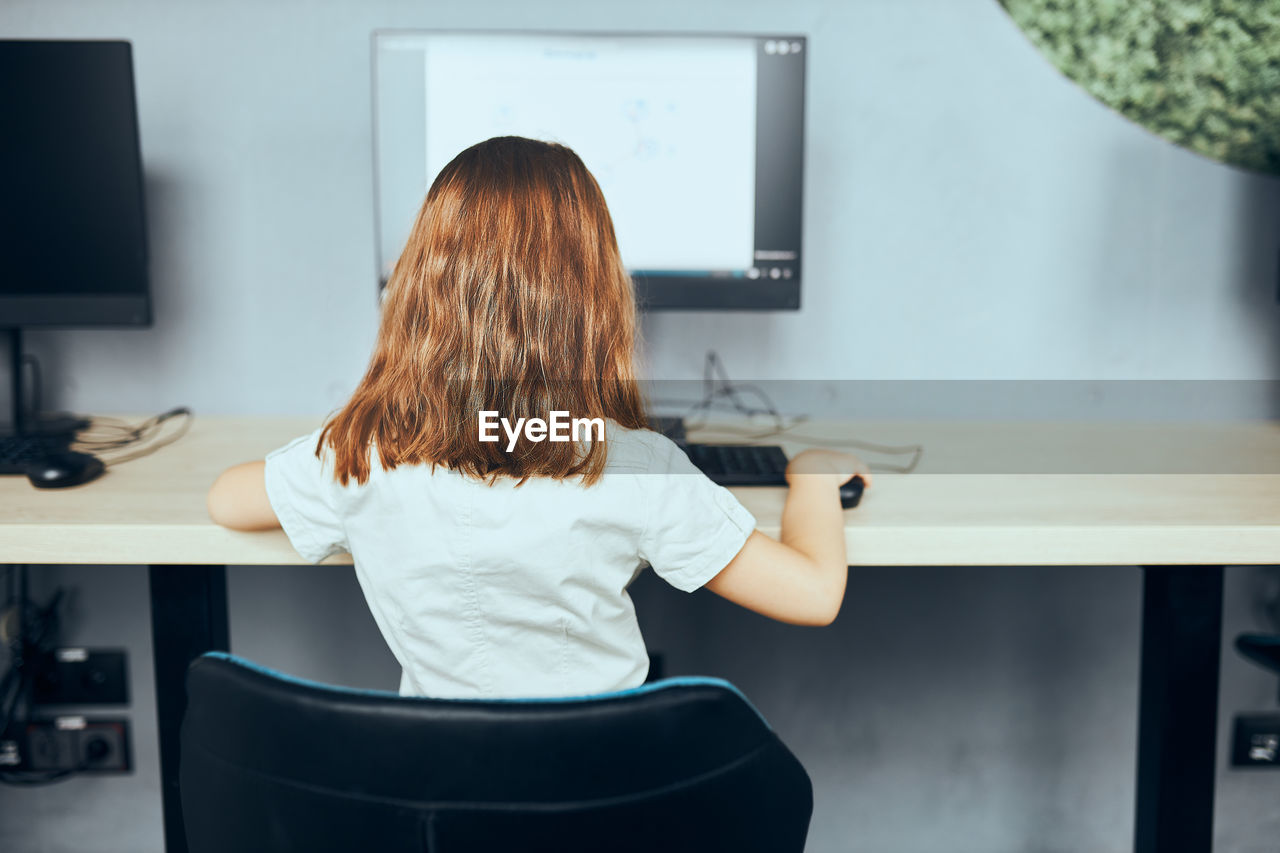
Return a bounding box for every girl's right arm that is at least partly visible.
[702,449,869,626]
[207,461,279,531]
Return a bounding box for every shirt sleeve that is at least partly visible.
[263,429,348,564]
[637,436,758,593]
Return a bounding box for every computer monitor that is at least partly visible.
[0,40,150,327]
[373,31,805,311]
[0,40,150,433]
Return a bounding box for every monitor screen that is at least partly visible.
[373,31,805,310]
[0,40,150,327]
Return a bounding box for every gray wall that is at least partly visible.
[2,0,1279,851]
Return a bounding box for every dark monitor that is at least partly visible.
[373,31,805,311]
[0,40,150,327]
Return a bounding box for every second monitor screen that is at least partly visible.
[374,31,805,310]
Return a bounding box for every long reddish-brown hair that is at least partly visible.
[319,136,647,486]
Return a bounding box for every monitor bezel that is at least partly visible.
[0,295,151,327]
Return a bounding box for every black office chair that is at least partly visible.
[180,653,813,853]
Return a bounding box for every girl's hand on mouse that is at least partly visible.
[713,448,869,625]
[785,449,872,487]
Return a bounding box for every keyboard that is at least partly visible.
[682,442,789,487]
[0,434,69,475]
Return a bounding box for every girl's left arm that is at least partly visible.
[207,461,280,531]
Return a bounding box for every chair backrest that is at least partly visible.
[180,653,812,853]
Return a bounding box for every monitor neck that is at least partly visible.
[1,331,88,441]
[4,328,24,436]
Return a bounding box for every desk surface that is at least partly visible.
[2,416,1278,566]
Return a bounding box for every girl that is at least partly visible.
[208,136,869,699]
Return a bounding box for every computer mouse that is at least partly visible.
[26,450,106,489]
[839,474,865,509]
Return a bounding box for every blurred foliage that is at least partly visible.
[998,0,1280,174]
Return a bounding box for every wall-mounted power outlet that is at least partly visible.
[19,717,131,773]
[1230,714,1280,768]
[32,648,129,706]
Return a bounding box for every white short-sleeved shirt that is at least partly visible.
[263,423,756,699]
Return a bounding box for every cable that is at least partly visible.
[0,580,61,744]
[699,421,927,474]
[95,410,192,467]
[7,353,193,467]
[650,351,926,473]
[0,569,80,787]
[0,570,62,738]
[73,407,187,450]
[0,570,28,748]
[0,763,90,786]
[72,407,193,467]
[650,352,794,432]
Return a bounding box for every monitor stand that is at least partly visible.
[1,328,87,440]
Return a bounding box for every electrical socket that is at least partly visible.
[32,648,129,706]
[1230,714,1280,768]
[21,717,131,773]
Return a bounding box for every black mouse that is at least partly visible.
[839,474,865,509]
[26,450,106,489]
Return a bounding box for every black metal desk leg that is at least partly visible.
[1134,565,1223,853]
[149,566,230,853]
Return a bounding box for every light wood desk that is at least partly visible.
[3,416,1279,853]
[5,416,1278,566]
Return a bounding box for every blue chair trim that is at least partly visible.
[199,651,770,728]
